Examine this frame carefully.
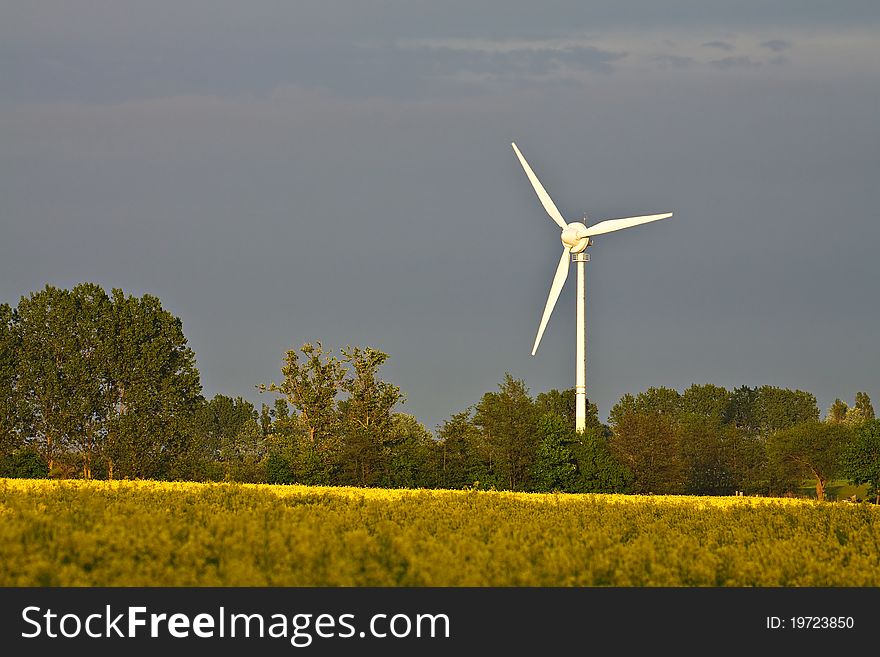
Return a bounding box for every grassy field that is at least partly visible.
[797,479,870,501]
[2,478,879,586]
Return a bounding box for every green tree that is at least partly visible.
[191,395,261,480]
[535,389,603,433]
[609,411,684,494]
[269,398,299,438]
[0,448,48,478]
[608,386,682,428]
[106,289,202,479]
[15,284,112,477]
[338,346,403,486]
[262,342,345,446]
[12,284,202,480]
[383,413,435,488]
[474,374,538,491]
[531,413,578,492]
[263,431,329,486]
[725,385,761,436]
[0,303,21,459]
[724,385,819,437]
[264,449,295,484]
[826,398,849,424]
[841,419,880,503]
[259,403,273,437]
[273,398,290,422]
[436,410,492,489]
[681,383,731,423]
[855,392,875,420]
[755,385,819,436]
[723,430,768,494]
[678,415,735,495]
[844,392,875,427]
[766,421,853,500]
[219,414,265,482]
[571,427,633,493]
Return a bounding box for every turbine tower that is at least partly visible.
[511,142,672,432]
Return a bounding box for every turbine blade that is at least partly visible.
[532,247,571,355]
[582,212,672,237]
[511,142,568,230]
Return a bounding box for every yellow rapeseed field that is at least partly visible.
[1,478,879,586]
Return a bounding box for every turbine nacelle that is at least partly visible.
[561,222,590,253]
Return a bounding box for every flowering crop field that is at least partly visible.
[2,478,879,586]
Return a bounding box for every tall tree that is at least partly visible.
[841,419,880,503]
[723,385,819,437]
[437,409,491,489]
[68,284,115,479]
[474,374,538,491]
[268,398,299,438]
[755,385,819,436]
[262,342,345,446]
[608,386,682,429]
[205,397,264,482]
[0,303,21,460]
[259,403,273,437]
[571,427,633,493]
[678,414,735,495]
[338,346,403,486]
[13,284,202,480]
[681,383,731,423]
[766,421,853,501]
[531,412,578,492]
[106,289,202,479]
[15,284,112,476]
[826,398,849,424]
[383,413,435,488]
[725,385,761,436]
[192,395,259,463]
[855,392,875,420]
[722,430,768,495]
[609,411,684,494]
[535,388,603,433]
[844,391,875,426]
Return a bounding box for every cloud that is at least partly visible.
[292,43,628,98]
[0,40,626,104]
[760,39,791,52]
[391,43,628,78]
[702,40,736,51]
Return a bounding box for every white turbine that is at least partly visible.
[511,142,672,432]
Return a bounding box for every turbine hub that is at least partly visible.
[561,222,590,253]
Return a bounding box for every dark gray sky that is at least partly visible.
[2,1,879,433]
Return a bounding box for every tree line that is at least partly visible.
[1,283,879,501]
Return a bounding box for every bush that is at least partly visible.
[0,450,49,479]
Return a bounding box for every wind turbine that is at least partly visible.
[511,142,672,432]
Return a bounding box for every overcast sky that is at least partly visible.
[2,2,879,433]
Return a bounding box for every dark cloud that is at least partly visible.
[702,40,736,51]
[283,43,626,99]
[0,42,624,104]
